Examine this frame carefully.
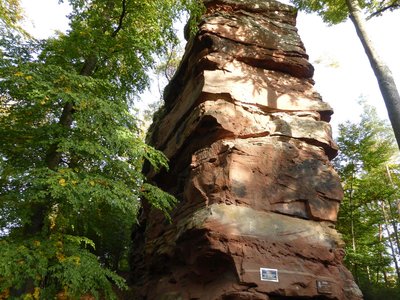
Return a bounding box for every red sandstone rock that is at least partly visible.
[186,138,342,222]
[132,0,363,299]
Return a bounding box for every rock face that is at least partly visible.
[131,0,363,299]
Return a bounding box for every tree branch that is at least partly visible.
[112,0,127,37]
[45,55,99,171]
[45,102,74,170]
[367,2,400,20]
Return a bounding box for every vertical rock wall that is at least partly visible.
[131,0,363,299]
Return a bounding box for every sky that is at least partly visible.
[296,9,400,132]
[19,0,400,137]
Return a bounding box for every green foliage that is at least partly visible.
[0,234,126,299]
[334,102,400,293]
[290,0,400,24]
[140,183,177,222]
[367,0,400,18]
[334,104,396,174]
[290,0,348,24]
[0,0,24,31]
[0,0,202,298]
[362,285,400,300]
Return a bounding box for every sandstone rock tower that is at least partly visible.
[131,0,363,299]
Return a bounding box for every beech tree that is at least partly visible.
[0,0,201,298]
[0,0,23,30]
[291,0,400,150]
[334,103,400,298]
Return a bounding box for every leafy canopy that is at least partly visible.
[291,0,400,24]
[334,102,400,293]
[0,0,24,30]
[0,0,203,298]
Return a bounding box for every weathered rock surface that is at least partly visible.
[131,0,362,299]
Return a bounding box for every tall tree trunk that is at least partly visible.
[349,167,359,283]
[378,223,389,286]
[386,166,400,284]
[381,201,400,284]
[346,0,400,150]
[386,166,400,249]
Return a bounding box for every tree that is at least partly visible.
[0,0,202,298]
[291,0,400,150]
[0,0,23,31]
[334,103,400,298]
[141,44,184,130]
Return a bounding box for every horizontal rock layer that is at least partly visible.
[142,204,359,299]
[187,138,342,222]
[133,0,362,299]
